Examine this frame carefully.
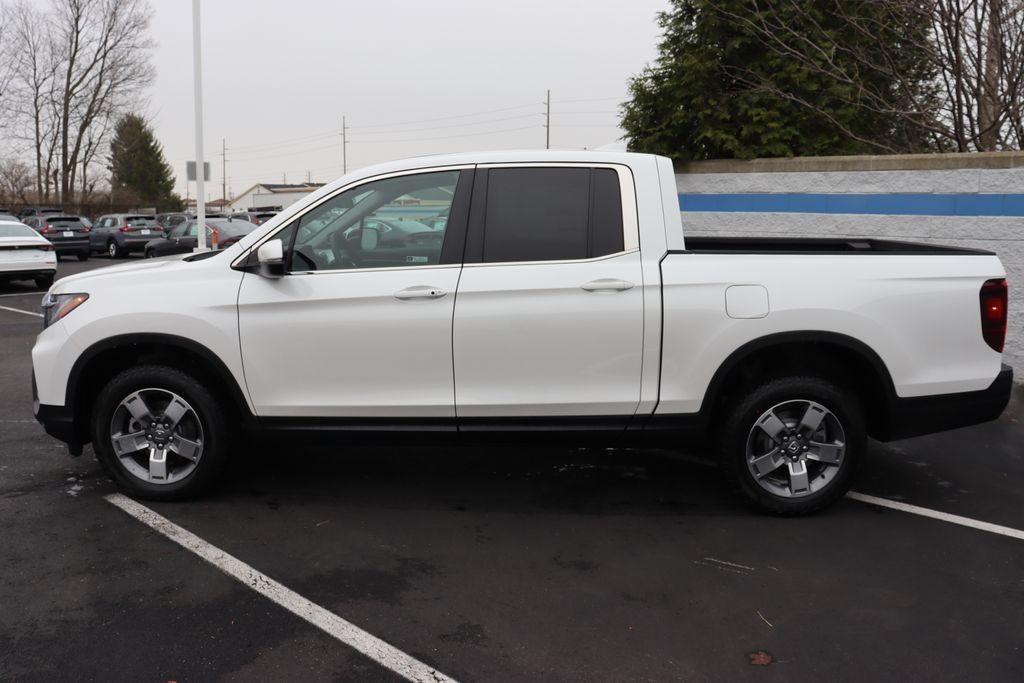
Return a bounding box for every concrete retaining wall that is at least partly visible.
[675,152,1024,381]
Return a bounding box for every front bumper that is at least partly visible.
[32,373,83,455]
[882,364,1014,441]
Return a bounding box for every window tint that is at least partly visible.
[481,167,625,263]
[483,168,589,263]
[286,170,460,272]
[590,169,624,257]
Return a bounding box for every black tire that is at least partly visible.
[34,273,55,289]
[78,250,89,261]
[145,249,155,259]
[107,241,122,258]
[718,375,865,516]
[91,365,230,500]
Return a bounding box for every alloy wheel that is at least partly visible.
[745,399,846,498]
[109,388,204,484]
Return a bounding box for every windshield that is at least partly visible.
[0,223,40,238]
[126,216,156,226]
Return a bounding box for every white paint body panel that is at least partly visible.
[32,253,248,408]
[454,251,644,416]
[237,266,461,417]
[0,223,58,275]
[657,253,1005,413]
[30,150,1008,426]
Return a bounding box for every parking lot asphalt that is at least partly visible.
[2,255,1023,681]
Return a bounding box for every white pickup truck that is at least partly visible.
[32,151,1012,514]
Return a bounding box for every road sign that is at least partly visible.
[186,161,210,182]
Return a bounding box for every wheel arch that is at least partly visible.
[700,331,899,440]
[67,333,255,444]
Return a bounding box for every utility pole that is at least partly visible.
[341,115,348,174]
[192,0,206,250]
[545,89,550,150]
[220,138,227,205]
[306,170,311,183]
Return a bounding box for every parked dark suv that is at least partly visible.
[90,214,160,258]
[143,217,258,257]
[155,213,189,236]
[21,215,90,260]
[231,211,278,226]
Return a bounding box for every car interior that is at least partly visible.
[278,171,458,272]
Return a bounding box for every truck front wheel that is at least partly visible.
[719,376,865,515]
[91,365,230,500]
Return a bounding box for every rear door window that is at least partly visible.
[48,217,84,229]
[480,167,625,263]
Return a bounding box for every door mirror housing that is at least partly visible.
[256,238,285,278]
[360,227,379,251]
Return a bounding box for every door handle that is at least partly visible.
[394,285,447,300]
[581,278,635,292]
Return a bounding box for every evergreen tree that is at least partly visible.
[621,1,941,160]
[109,114,184,210]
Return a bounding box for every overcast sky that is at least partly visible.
[145,0,668,199]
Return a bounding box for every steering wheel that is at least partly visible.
[328,229,360,269]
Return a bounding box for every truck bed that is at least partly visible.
[680,236,993,256]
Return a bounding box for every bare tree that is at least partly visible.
[714,0,1024,152]
[50,0,154,205]
[3,1,60,200]
[0,159,34,206]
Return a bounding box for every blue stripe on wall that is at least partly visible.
[678,193,1024,217]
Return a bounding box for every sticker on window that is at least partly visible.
[406,255,428,263]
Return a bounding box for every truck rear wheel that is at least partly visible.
[91,365,230,500]
[718,376,864,515]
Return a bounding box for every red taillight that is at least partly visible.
[38,220,49,234]
[980,278,1008,353]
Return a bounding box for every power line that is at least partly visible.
[347,102,538,130]
[355,113,541,135]
[226,130,338,152]
[551,96,624,104]
[350,125,539,144]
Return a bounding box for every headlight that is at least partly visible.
[41,292,89,329]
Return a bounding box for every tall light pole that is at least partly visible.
[341,115,348,175]
[545,89,550,150]
[192,0,207,250]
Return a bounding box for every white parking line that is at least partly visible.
[104,493,456,682]
[847,491,1024,541]
[0,291,43,298]
[0,304,42,318]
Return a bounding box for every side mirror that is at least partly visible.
[256,238,285,278]
[360,227,379,251]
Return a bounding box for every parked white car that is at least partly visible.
[0,219,57,289]
[31,151,1012,514]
